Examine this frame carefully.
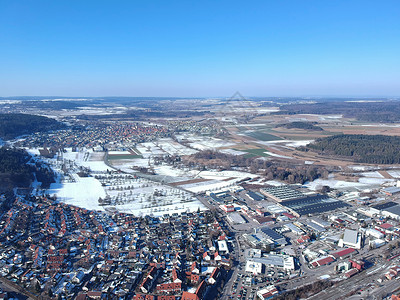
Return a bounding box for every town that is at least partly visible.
[2,97,400,300]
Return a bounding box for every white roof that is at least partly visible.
[343,229,358,244]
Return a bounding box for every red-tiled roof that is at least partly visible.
[380,223,394,229]
[314,256,334,267]
[331,248,357,259]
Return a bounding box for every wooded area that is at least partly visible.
[0,113,65,140]
[0,147,56,192]
[277,101,400,123]
[302,134,400,164]
[276,121,323,131]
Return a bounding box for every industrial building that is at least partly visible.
[310,217,331,228]
[365,228,384,239]
[243,227,287,249]
[245,253,295,271]
[226,212,246,224]
[383,187,400,196]
[259,227,287,246]
[284,223,304,235]
[280,194,350,217]
[245,260,263,275]
[381,204,400,220]
[338,229,362,249]
[247,191,265,201]
[304,221,326,233]
[260,185,305,202]
[257,285,279,300]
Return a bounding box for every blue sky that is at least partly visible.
[0,0,399,97]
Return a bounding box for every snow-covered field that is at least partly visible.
[387,170,400,178]
[264,151,292,159]
[175,133,237,150]
[48,176,106,211]
[96,174,206,216]
[175,170,258,193]
[220,149,247,156]
[305,176,394,191]
[157,138,197,156]
[153,164,191,179]
[256,140,313,148]
[35,147,206,216]
[360,171,384,178]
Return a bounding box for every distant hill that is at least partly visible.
[276,121,323,131]
[277,101,400,123]
[301,134,400,164]
[0,113,65,140]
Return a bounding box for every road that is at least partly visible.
[0,277,36,300]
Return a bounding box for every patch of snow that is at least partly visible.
[48,176,106,212]
[264,151,292,159]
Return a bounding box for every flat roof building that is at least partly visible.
[281,194,350,217]
[245,260,263,275]
[260,186,305,202]
[338,229,362,249]
[227,212,246,224]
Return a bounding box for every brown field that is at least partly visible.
[224,113,400,168]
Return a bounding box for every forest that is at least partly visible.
[156,150,329,184]
[302,134,400,164]
[0,147,56,192]
[277,101,400,123]
[0,113,65,140]
[276,121,323,131]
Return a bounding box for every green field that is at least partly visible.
[245,131,282,141]
[238,148,271,158]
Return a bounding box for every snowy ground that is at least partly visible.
[387,170,400,178]
[153,164,192,179]
[264,151,292,159]
[48,176,106,211]
[174,170,258,193]
[36,147,206,216]
[175,133,237,150]
[256,140,313,148]
[157,138,198,156]
[220,149,248,156]
[96,174,206,216]
[61,148,110,172]
[305,177,394,191]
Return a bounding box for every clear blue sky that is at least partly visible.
[1,0,399,97]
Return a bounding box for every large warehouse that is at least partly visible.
[260,186,305,202]
[280,194,350,217]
